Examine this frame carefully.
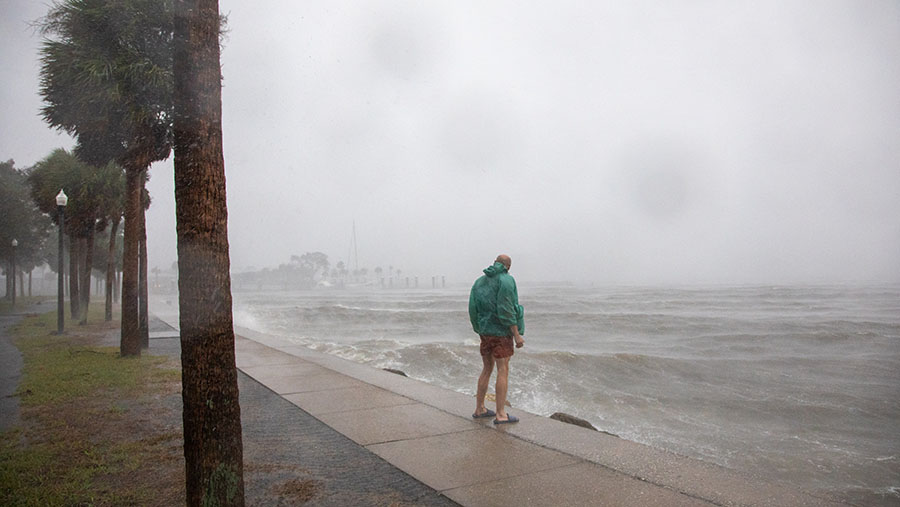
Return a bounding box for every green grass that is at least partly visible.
[0,296,53,315]
[0,305,183,506]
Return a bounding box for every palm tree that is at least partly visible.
[91,215,124,321]
[28,149,112,323]
[84,158,125,321]
[173,0,244,503]
[38,0,174,354]
[139,183,151,348]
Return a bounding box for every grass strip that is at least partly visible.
[0,305,184,506]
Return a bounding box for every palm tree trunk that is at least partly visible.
[106,219,118,321]
[80,226,95,324]
[121,167,142,356]
[69,236,80,319]
[174,1,244,504]
[139,197,149,349]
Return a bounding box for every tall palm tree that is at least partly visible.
[39,0,174,355]
[139,176,151,347]
[173,0,244,503]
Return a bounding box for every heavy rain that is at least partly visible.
[2,1,899,505]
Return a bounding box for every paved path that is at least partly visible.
[149,318,458,506]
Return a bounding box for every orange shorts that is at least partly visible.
[480,335,514,359]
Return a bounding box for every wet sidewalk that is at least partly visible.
[147,317,455,506]
[149,306,846,507]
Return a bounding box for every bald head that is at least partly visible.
[495,254,511,269]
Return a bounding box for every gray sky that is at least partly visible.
[2,0,899,285]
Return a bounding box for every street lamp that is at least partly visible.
[10,239,17,308]
[56,189,68,334]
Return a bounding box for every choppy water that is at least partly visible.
[232,284,900,505]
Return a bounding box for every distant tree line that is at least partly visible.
[0,160,53,300]
[232,252,415,290]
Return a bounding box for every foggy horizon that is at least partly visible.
[2,1,898,286]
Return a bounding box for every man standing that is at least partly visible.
[469,254,525,424]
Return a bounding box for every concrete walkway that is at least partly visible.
[148,318,457,506]
[150,305,845,506]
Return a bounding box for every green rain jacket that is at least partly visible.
[469,262,525,337]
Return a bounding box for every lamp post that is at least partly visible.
[56,190,68,334]
[10,239,17,308]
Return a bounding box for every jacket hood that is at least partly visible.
[483,262,508,277]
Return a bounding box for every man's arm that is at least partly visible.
[510,325,524,348]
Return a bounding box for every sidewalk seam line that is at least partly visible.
[361,427,481,447]
[288,399,420,416]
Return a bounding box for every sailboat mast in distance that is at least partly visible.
[348,221,359,272]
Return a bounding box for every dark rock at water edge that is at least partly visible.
[550,412,596,430]
[550,412,618,437]
[383,368,408,377]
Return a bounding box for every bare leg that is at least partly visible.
[494,357,510,420]
[475,353,494,416]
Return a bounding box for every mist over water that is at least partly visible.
[123,0,900,285]
[232,283,900,506]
